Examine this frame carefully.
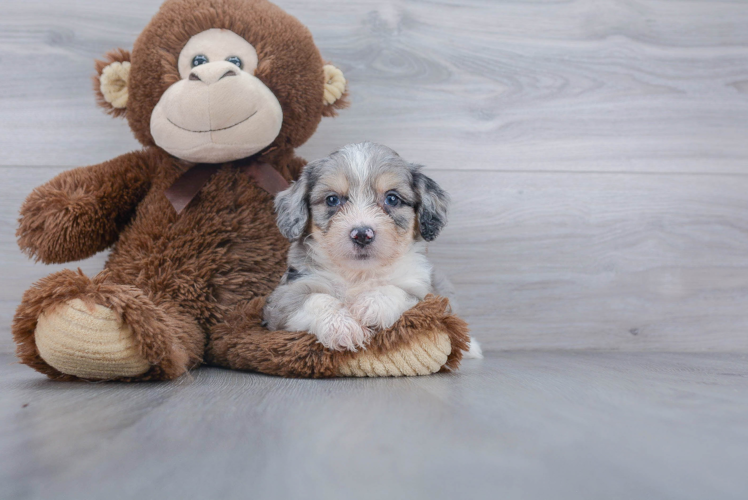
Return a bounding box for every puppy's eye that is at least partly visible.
[326,195,341,207]
[192,54,209,67]
[385,193,401,207]
[226,56,242,68]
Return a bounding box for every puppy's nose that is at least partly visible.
[350,226,375,247]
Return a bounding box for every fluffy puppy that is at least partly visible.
[263,142,481,356]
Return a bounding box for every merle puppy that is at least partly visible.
[263,142,481,356]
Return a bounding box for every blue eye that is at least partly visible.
[326,195,341,207]
[385,193,401,206]
[192,54,209,67]
[226,56,242,68]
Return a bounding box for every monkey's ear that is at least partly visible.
[93,49,131,118]
[321,64,349,117]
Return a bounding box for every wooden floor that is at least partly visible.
[2,351,748,500]
[2,1,748,498]
[1,0,747,353]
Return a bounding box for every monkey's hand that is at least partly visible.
[17,151,151,264]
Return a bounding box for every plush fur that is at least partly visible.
[14,269,202,381]
[12,0,468,381]
[208,295,469,378]
[121,0,348,151]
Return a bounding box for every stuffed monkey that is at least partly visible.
[13,0,468,381]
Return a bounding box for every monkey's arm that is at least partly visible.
[17,151,152,264]
[207,295,470,378]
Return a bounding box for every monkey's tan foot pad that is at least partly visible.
[337,330,452,377]
[35,298,150,379]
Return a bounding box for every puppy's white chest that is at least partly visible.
[336,258,432,304]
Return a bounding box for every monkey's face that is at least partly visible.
[149,29,283,163]
[93,0,349,165]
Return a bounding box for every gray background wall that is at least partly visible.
[1,0,747,354]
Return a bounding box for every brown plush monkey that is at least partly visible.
[12,0,468,381]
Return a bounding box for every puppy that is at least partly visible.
[263,142,481,357]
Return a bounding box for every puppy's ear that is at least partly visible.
[413,170,450,242]
[275,172,309,241]
[94,48,131,118]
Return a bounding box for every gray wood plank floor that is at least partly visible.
[2,352,748,500]
[2,0,748,352]
[2,3,747,498]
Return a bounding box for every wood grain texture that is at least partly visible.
[2,0,748,353]
[2,352,748,500]
[2,167,747,353]
[0,0,747,172]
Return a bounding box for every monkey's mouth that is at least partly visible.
[166,110,258,133]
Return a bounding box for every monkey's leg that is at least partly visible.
[206,295,469,378]
[13,269,203,381]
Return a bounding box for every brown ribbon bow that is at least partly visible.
[164,161,290,215]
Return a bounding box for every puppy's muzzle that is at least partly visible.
[350,226,375,247]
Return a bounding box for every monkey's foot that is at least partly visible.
[337,329,452,377]
[35,298,150,379]
[14,269,203,381]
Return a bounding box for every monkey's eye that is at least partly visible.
[385,193,401,207]
[326,195,341,207]
[225,56,242,69]
[192,54,209,67]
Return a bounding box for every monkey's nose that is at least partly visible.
[188,63,238,85]
[350,227,375,247]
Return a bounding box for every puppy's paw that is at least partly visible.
[285,293,372,351]
[315,309,372,352]
[349,287,418,330]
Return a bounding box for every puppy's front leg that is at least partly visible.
[349,286,419,331]
[286,294,372,351]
